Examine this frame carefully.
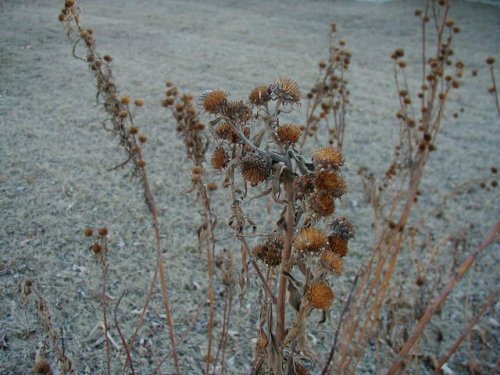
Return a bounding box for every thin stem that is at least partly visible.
[387,221,499,375]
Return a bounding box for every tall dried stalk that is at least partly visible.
[58,1,180,372]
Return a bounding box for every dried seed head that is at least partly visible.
[211,146,229,170]
[191,174,202,184]
[249,85,271,106]
[330,217,355,241]
[311,192,335,217]
[312,147,344,169]
[207,182,218,191]
[91,242,102,254]
[201,90,227,114]
[486,56,496,65]
[103,54,113,62]
[314,170,347,197]
[138,134,148,143]
[276,124,302,145]
[84,227,94,237]
[307,281,334,310]
[241,153,272,186]
[129,126,139,135]
[329,235,349,257]
[192,166,203,174]
[320,250,344,275]
[221,100,252,122]
[253,236,283,267]
[134,98,144,106]
[137,159,147,168]
[120,96,132,105]
[294,227,328,253]
[214,122,240,143]
[162,97,175,107]
[98,227,108,236]
[33,357,52,374]
[293,174,315,198]
[270,77,301,103]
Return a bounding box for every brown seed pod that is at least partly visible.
[320,250,344,275]
[249,85,271,106]
[294,227,328,253]
[307,281,334,310]
[84,227,94,237]
[276,124,302,145]
[241,153,272,186]
[211,146,229,170]
[329,235,348,257]
[120,95,131,105]
[310,192,335,217]
[312,147,344,169]
[98,227,108,236]
[202,90,227,114]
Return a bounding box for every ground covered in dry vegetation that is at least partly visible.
[0,0,499,374]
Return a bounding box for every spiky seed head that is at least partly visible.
[129,126,139,134]
[137,159,146,168]
[307,281,334,310]
[241,154,272,186]
[294,227,328,253]
[329,235,349,257]
[314,170,347,197]
[221,100,252,122]
[249,85,271,106]
[276,124,302,145]
[253,237,282,267]
[312,147,344,169]
[293,174,315,196]
[214,122,239,143]
[211,146,229,170]
[330,217,355,241]
[138,134,148,143]
[98,227,108,236]
[320,251,344,275]
[311,192,335,217]
[201,90,227,114]
[84,227,93,237]
[270,77,301,103]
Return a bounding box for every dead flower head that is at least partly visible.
[241,153,273,186]
[294,227,328,253]
[269,77,301,103]
[307,281,335,310]
[312,146,344,170]
[276,124,302,145]
[200,90,227,114]
[249,85,271,106]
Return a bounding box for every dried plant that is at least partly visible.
[34,0,499,374]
